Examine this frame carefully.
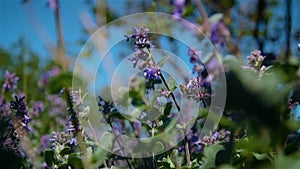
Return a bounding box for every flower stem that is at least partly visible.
[149,50,191,167]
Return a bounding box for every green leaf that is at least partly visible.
[252,152,268,161]
[200,144,224,169]
[209,13,224,23]
[158,156,176,169]
[167,77,177,92]
[157,55,169,68]
[90,148,107,168]
[45,149,55,167]
[60,147,71,156]
[98,131,114,151]
[275,152,300,169]
[68,153,83,169]
[48,72,72,94]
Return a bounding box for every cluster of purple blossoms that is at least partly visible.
[180,129,231,154]
[144,67,160,81]
[247,50,265,68]
[242,50,271,79]
[10,95,31,132]
[210,19,230,47]
[98,96,116,116]
[170,0,186,18]
[180,48,211,103]
[180,77,210,102]
[47,95,66,116]
[125,25,152,49]
[38,66,60,88]
[2,70,19,92]
[49,131,77,148]
[0,95,11,116]
[32,101,44,116]
[125,26,155,69]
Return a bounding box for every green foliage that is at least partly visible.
[200,144,224,169]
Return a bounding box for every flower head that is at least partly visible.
[144,67,160,81]
[180,77,210,102]
[210,19,229,47]
[98,96,115,115]
[171,0,186,18]
[125,26,153,50]
[32,101,44,116]
[2,70,19,92]
[125,26,155,68]
[247,50,265,68]
[188,48,201,64]
[38,67,60,88]
[10,95,30,132]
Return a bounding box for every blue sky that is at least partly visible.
[0,0,299,60]
[0,0,91,58]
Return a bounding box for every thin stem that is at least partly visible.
[54,0,68,71]
[149,49,191,167]
[107,119,133,169]
[184,136,191,167]
[194,0,209,22]
[87,119,98,144]
[159,73,181,112]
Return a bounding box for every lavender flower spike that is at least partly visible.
[10,95,31,131]
[2,70,19,92]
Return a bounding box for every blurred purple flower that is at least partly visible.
[211,20,230,47]
[38,67,60,88]
[298,43,300,53]
[47,95,66,116]
[0,96,11,116]
[171,0,186,18]
[144,67,160,81]
[47,0,57,10]
[188,48,202,64]
[32,101,44,116]
[2,70,19,92]
[40,134,51,151]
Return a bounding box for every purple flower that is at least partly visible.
[171,0,186,18]
[0,96,11,116]
[10,95,30,132]
[144,67,160,80]
[38,67,60,88]
[125,26,155,68]
[188,48,201,64]
[2,70,19,92]
[32,101,44,116]
[298,43,300,53]
[125,26,153,50]
[47,95,66,116]
[69,137,77,146]
[210,20,230,47]
[40,135,51,150]
[47,0,57,10]
[98,96,115,115]
[245,50,266,71]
